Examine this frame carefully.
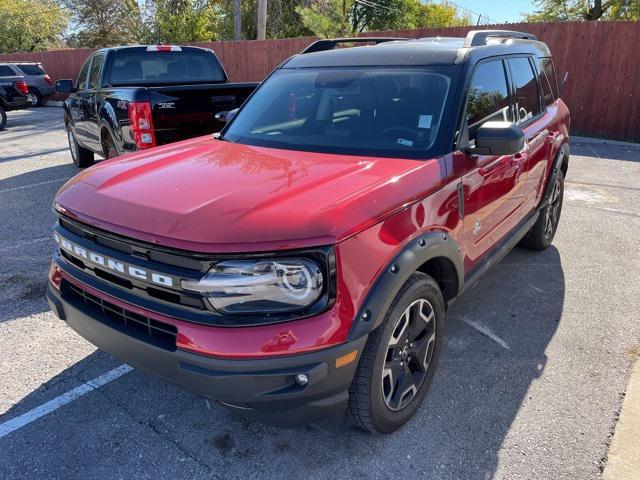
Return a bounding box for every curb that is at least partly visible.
[571,136,640,148]
[603,359,640,480]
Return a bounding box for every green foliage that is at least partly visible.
[155,0,222,43]
[525,0,640,21]
[297,0,471,38]
[64,0,145,47]
[0,0,70,53]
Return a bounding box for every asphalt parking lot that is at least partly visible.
[1,107,639,479]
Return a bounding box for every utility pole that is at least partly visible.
[257,0,267,40]
[233,0,242,40]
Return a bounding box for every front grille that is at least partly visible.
[63,280,178,351]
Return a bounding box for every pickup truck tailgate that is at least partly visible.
[149,83,257,144]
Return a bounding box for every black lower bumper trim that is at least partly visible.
[48,283,366,428]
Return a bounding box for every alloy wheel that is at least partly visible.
[545,178,562,239]
[382,298,436,411]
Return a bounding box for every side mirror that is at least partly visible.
[55,79,75,94]
[214,108,239,124]
[465,121,525,156]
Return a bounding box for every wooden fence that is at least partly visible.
[1,21,639,141]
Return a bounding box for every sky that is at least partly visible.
[449,0,537,24]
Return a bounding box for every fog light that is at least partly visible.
[294,373,309,386]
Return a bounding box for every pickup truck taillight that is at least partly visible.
[128,101,156,149]
[44,74,53,86]
[15,80,28,96]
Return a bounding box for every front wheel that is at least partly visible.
[520,169,564,251]
[347,272,445,433]
[66,123,95,168]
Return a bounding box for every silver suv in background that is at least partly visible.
[0,62,54,107]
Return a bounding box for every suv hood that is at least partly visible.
[56,137,444,253]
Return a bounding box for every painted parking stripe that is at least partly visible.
[0,364,132,439]
[0,177,69,194]
[460,316,511,350]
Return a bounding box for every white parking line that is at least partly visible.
[0,364,132,439]
[0,177,69,194]
[460,316,511,350]
[0,237,51,253]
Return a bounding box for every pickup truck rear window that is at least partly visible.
[109,51,226,86]
[224,67,456,159]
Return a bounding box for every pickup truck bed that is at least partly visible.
[56,45,258,166]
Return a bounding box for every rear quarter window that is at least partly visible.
[109,51,226,86]
[537,57,559,104]
[16,64,45,75]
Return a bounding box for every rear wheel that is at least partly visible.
[103,132,119,159]
[347,272,445,433]
[27,91,42,107]
[0,106,6,131]
[520,170,564,251]
[66,123,95,168]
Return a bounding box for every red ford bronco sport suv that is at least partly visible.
[47,30,569,433]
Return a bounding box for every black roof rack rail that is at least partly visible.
[464,30,537,48]
[301,37,408,54]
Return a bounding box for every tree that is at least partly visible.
[64,0,146,47]
[0,0,69,53]
[297,0,471,38]
[525,0,640,21]
[154,0,221,43]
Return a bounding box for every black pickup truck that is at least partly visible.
[0,75,29,130]
[55,45,258,167]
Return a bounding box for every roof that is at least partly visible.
[284,31,552,69]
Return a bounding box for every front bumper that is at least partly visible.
[47,282,366,429]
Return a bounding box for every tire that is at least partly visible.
[66,123,95,168]
[103,132,119,159]
[347,272,445,433]
[27,91,42,107]
[0,106,6,131]
[520,170,564,251]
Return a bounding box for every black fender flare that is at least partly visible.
[347,231,464,341]
[540,142,569,209]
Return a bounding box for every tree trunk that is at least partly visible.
[233,0,242,40]
[257,0,267,40]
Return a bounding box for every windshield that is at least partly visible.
[109,51,226,86]
[224,67,456,159]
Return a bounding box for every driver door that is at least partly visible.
[454,58,528,272]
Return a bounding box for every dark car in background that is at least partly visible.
[55,45,258,167]
[0,62,54,107]
[0,74,28,130]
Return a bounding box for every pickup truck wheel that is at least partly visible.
[66,124,95,168]
[0,106,6,131]
[103,133,119,159]
[347,272,444,433]
[520,170,564,251]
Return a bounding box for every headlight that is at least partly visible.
[181,259,324,314]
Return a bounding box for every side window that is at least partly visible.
[88,55,104,90]
[0,65,15,76]
[538,57,559,104]
[466,60,512,138]
[507,57,542,123]
[76,59,91,91]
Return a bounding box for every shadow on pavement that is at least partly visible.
[0,164,77,323]
[0,245,565,479]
